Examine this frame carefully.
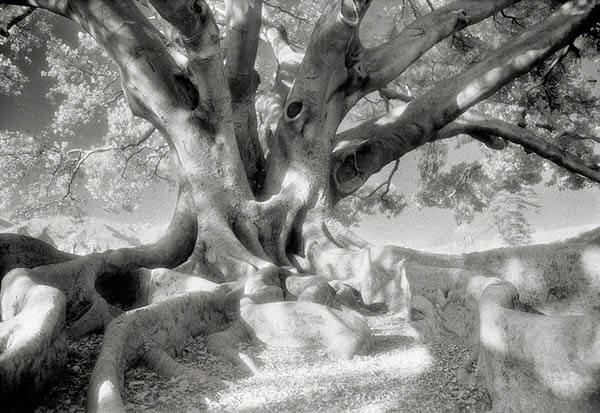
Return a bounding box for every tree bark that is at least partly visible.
[0,0,599,410]
[332,0,600,197]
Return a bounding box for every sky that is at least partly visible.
[354,154,600,249]
[1,9,599,251]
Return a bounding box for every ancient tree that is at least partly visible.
[1,0,599,411]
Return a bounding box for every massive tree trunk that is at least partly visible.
[0,0,599,411]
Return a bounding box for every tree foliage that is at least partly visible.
[1,1,599,410]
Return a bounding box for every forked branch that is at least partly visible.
[345,0,522,103]
[332,0,600,197]
[224,0,265,192]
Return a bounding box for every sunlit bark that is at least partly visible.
[0,0,599,410]
[346,0,522,102]
[332,0,600,197]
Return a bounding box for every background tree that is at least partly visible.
[0,0,599,411]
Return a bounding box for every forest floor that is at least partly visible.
[36,312,491,412]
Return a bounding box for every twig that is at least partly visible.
[447,164,481,199]
[260,0,310,23]
[360,159,400,200]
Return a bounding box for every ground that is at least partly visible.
[36,313,490,412]
[6,216,599,412]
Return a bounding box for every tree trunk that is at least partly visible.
[0,0,599,411]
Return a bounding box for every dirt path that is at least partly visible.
[37,314,491,412]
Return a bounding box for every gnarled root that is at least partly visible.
[465,277,600,412]
[0,233,76,280]
[240,299,371,360]
[0,269,67,411]
[296,210,453,315]
[88,290,226,413]
[0,194,200,409]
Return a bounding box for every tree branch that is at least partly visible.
[59,126,157,199]
[260,17,303,77]
[331,0,599,198]
[146,0,232,119]
[225,0,262,103]
[346,0,521,101]
[542,44,571,81]
[263,0,373,196]
[443,116,600,183]
[359,158,400,201]
[66,0,254,213]
[379,86,414,103]
[224,0,266,193]
[435,112,508,150]
[256,18,303,144]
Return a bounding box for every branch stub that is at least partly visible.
[340,0,360,26]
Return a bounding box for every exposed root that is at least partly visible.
[465,276,600,411]
[2,189,598,412]
[296,212,600,410]
[135,267,222,306]
[242,265,284,304]
[0,189,203,410]
[240,299,372,360]
[1,187,199,315]
[463,227,600,311]
[206,320,259,375]
[296,210,466,314]
[0,233,75,280]
[67,295,121,339]
[143,347,217,383]
[88,290,226,413]
[0,269,67,410]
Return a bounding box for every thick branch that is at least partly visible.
[435,111,508,150]
[68,0,254,222]
[256,18,303,139]
[443,116,600,182]
[225,0,261,94]
[255,0,375,260]
[260,17,303,77]
[332,0,599,197]
[347,0,521,100]
[255,18,303,166]
[147,0,220,58]
[224,0,265,193]
[0,233,75,280]
[263,0,373,197]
